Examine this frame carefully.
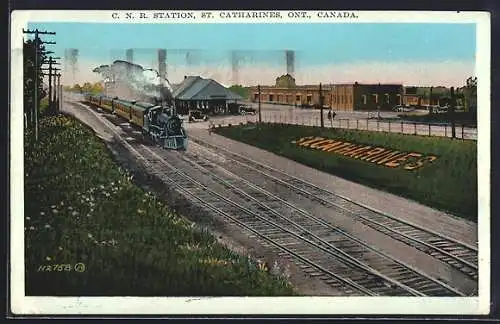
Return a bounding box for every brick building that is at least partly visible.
[249,74,332,107]
[249,75,404,111]
[331,83,403,111]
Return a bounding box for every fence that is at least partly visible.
[257,111,478,141]
[210,111,478,141]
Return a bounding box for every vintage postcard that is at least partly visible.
[10,10,490,315]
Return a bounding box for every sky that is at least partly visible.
[27,22,477,87]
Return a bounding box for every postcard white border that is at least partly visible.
[10,10,491,315]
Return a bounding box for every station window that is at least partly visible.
[385,93,390,104]
[362,95,367,104]
[254,94,259,101]
[269,95,274,102]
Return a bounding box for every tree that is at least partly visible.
[91,82,104,94]
[463,77,477,118]
[23,39,47,127]
[229,85,249,99]
[73,84,82,93]
[81,82,93,93]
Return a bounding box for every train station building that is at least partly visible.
[172,76,243,115]
[249,74,405,111]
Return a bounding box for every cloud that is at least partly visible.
[61,59,475,88]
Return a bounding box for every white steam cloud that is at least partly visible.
[91,60,174,103]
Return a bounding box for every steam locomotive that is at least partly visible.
[83,93,188,150]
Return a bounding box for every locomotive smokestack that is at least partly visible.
[285,50,295,76]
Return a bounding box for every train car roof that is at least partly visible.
[133,102,155,108]
[113,99,136,106]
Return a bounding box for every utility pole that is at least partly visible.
[22,28,56,141]
[450,87,456,139]
[319,83,324,128]
[429,86,434,114]
[258,85,262,123]
[377,82,381,119]
[41,66,61,115]
[53,68,61,108]
[57,73,62,113]
[46,57,61,112]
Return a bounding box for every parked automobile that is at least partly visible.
[428,105,440,113]
[227,102,242,115]
[188,110,209,122]
[393,105,413,112]
[436,106,449,113]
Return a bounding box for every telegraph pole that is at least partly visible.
[52,67,61,107]
[429,86,434,114]
[377,82,381,119]
[319,83,324,128]
[258,84,262,123]
[57,73,62,113]
[46,57,61,112]
[22,28,56,141]
[42,66,61,114]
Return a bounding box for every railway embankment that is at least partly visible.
[213,123,477,222]
[24,115,296,296]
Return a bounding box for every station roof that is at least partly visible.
[172,76,243,101]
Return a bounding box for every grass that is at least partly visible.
[213,123,477,222]
[39,97,49,115]
[24,115,296,296]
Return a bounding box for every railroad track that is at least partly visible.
[188,136,479,282]
[172,151,465,297]
[77,102,470,296]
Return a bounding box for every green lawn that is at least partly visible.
[213,123,477,222]
[24,115,296,296]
